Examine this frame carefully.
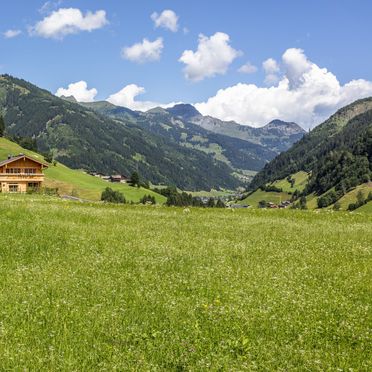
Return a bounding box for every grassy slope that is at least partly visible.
[242,174,372,213]
[271,171,309,193]
[0,194,371,370]
[332,183,372,210]
[358,200,372,213]
[0,138,165,203]
[239,189,292,207]
[239,171,308,208]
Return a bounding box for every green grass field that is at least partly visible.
[0,194,371,370]
[270,171,309,193]
[239,189,292,207]
[0,138,165,203]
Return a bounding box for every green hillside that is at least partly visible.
[0,138,165,203]
[249,98,372,210]
[250,97,372,191]
[270,171,309,193]
[1,194,371,370]
[331,183,372,210]
[0,75,240,190]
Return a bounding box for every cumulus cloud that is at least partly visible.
[30,8,108,39]
[151,10,179,32]
[179,32,241,81]
[55,81,97,102]
[121,38,163,63]
[238,62,257,74]
[195,48,372,129]
[3,29,22,38]
[262,57,280,85]
[107,84,177,111]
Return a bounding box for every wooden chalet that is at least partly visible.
[0,154,48,193]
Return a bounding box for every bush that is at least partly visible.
[347,190,368,211]
[140,194,156,205]
[299,196,307,210]
[42,187,59,196]
[333,201,341,211]
[317,190,343,208]
[101,187,126,204]
[43,151,54,163]
[258,200,267,208]
[215,199,226,208]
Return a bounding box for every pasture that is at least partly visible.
[0,194,371,370]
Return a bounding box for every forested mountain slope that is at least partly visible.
[249,97,372,201]
[0,75,241,190]
[84,102,278,174]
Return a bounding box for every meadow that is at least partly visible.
[0,138,165,203]
[0,194,371,370]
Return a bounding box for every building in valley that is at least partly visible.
[0,154,48,193]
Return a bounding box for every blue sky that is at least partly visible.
[1,0,372,128]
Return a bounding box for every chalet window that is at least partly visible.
[27,182,39,189]
[24,168,36,174]
[9,184,19,192]
[5,168,21,174]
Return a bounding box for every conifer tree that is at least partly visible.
[0,115,5,137]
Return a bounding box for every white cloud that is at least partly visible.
[3,29,22,39]
[121,38,163,63]
[262,57,280,85]
[30,8,108,39]
[107,84,177,111]
[195,48,372,129]
[39,0,64,14]
[238,62,257,74]
[151,10,179,32]
[179,32,241,81]
[282,48,311,88]
[55,81,97,102]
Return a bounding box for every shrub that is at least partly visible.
[258,200,267,208]
[215,199,226,208]
[129,172,140,188]
[140,195,156,205]
[101,187,126,204]
[333,201,341,211]
[260,185,282,193]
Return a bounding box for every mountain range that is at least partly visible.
[0,74,305,190]
[80,101,305,180]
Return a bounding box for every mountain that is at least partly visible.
[249,97,372,206]
[87,104,277,172]
[0,75,241,190]
[167,104,306,153]
[166,103,201,121]
[83,102,305,181]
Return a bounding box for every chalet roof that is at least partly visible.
[0,154,49,168]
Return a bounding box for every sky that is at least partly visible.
[1,0,372,129]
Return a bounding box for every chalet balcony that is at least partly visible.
[0,173,45,182]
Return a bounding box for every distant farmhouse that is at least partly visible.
[88,171,128,184]
[0,154,48,193]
